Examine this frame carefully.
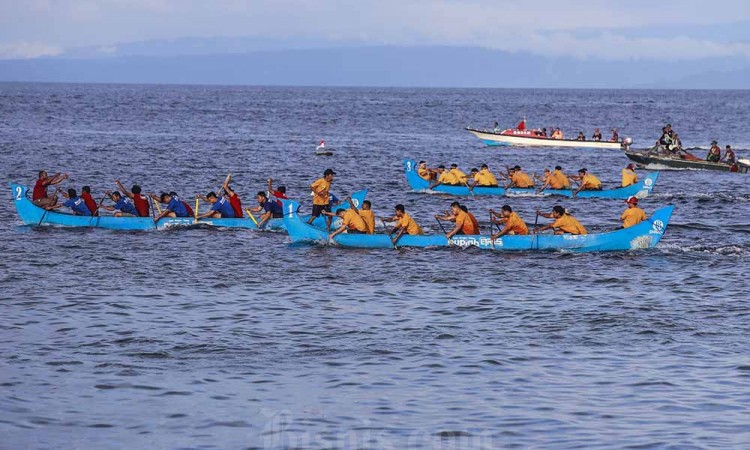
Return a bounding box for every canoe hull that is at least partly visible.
[467,127,626,149]
[403,159,658,199]
[10,183,367,231]
[624,151,750,173]
[282,200,674,252]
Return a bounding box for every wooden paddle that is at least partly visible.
[194,198,199,224]
[245,208,260,227]
[530,212,540,250]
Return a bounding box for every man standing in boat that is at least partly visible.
[535,206,587,235]
[620,196,646,229]
[621,163,638,187]
[32,171,68,208]
[308,168,335,229]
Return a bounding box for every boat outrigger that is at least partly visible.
[403,160,659,200]
[10,183,367,231]
[624,148,749,173]
[282,200,674,252]
[467,120,630,149]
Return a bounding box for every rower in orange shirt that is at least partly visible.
[536,205,587,235]
[489,205,529,239]
[348,197,375,234]
[328,207,368,239]
[383,204,423,245]
[620,196,647,228]
[570,168,602,196]
[506,165,534,188]
[429,165,461,189]
[621,163,638,187]
[436,201,479,238]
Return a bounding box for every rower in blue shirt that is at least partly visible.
[197,191,235,219]
[100,191,139,217]
[52,188,92,216]
[248,191,283,227]
[151,191,190,222]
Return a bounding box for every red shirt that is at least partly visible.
[81,192,98,216]
[133,194,150,217]
[272,191,287,207]
[228,194,243,218]
[33,179,48,200]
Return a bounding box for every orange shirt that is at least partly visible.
[310,178,330,205]
[417,167,431,180]
[621,207,646,228]
[438,170,460,185]
[358,209,375,234]
[552,214,587,235]
[341,209,368,232]
[511,171,534,188]
[621,169,638,187]
[503,212,529,235]
[551,170,570,189]
[454,210,475,235]
[581,173,602,189]
[476,168,498,186]
[467,212,480,234]
[397,212,422,235]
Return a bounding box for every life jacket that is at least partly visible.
[133,194,150,217]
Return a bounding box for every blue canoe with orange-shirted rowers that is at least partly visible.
[281,199,674,252]
[10,183,367,231]
[403,159,659,200]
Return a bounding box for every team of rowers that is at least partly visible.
[31,170,294,227]
[31,167,649,244]
[417,161,640,195]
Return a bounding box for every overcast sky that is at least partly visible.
[1,0,749,60]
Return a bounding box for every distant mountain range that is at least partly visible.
[1,45,748,89]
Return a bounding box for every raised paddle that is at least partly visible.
[216,174,231,196]
[194,197,199,224]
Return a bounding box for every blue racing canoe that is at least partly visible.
[10,183,367,231]
[281,200,674,252]
[403,159,659,200]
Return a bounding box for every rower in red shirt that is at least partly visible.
[115,180,151,217]
[32,171,68,208]
[267,178,288,207]
[80,186,99,216]
[222,175,243,218]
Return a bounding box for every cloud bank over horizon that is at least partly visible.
[1,0,750,61]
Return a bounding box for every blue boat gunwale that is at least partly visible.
[402,159,658,199]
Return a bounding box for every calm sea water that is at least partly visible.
[1,83,749,449]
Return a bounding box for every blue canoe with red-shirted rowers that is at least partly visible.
[10,183,367,231]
